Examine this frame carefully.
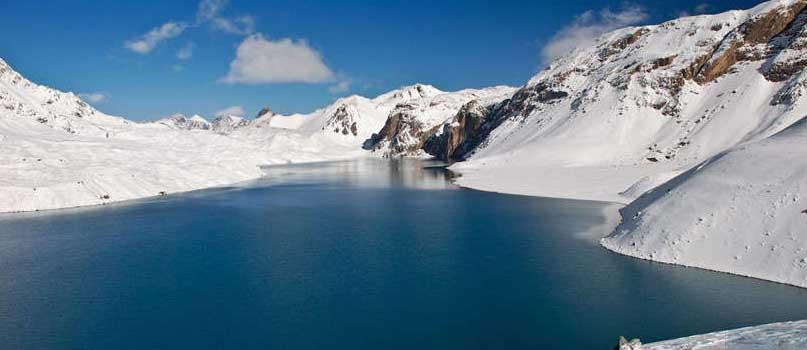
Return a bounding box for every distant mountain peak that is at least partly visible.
[256,107,275,118]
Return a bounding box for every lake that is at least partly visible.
[1,159,806,349]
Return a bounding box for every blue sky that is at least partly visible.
[0,0,761,120]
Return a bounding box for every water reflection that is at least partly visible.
[259,158,456,190]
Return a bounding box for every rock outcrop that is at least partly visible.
[155,114,211,130]
[695,0,807,84]
[423,100,491,161]
[323,104,359,136]
[364,103,432,156]
[256,107,275,118]
[210,115,250,134]
[364,86,516,157]
[423,81,568,161]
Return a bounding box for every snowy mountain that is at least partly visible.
[210,114,250,133]
[154,113,211,130]
[0,55,513,212]
[0,58,131,138]
[431,0,807,204]
[364,86,515,157]
[215,84,517,159]
[0,56,282,212]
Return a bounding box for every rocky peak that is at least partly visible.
[210,115,250,134]
[373,84,444,105]
[422,99,494,161]
[156,113,211,130]
[0,57,123,136]
[364,86,516,157]
[363,104,429,156]
[256,106,275,118]
[323,104,359,136]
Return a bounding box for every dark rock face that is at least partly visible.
[364,103,432,156]
[256,107,275,118]
[761,9,807,82]
[695,0,807,84]
[422,100,492,161]
[424,82,570,161]
[324,104,358,136]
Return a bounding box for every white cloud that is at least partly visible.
[214,105,245,117]
[124,0,256,57]
[124,22,188,54]
[78,92,108,103]
[221,34,335,84]
[177,42,195,60]
[211,15,256,35]
[540,6,648,64]
[196,0,228,23]
[196,0,255,35]
[328,79,352,94]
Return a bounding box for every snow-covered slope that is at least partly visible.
[0,56,508,212]
[0,58,132,138]
[435,0,807,203]
[602,116,807,287]
[640,320,807,349]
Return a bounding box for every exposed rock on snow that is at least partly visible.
[255,106,275,118]
[614,336,642,350]
[210,114,250,134]
[423,99,492,161]
[364,85,515,157]
[443,0,807,203]
[154,114,211,130]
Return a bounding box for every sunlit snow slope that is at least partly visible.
[603,116,807,287]
[447,0,807,203]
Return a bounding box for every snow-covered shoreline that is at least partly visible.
[0,53,511,214]
[3,0,807,347]
[641,320,807,350]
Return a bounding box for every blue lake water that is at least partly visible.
[1,159,806,349]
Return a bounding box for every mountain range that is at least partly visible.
[2,0,806,301]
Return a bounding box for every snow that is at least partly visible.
[602,116,807,288]
[446,1,807,344]
[642,320,807,349]
[3,0,807,345]
[0,58,510,213]
[446,0,805,218]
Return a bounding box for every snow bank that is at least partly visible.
[602,117,807,287]
[643,320,807,349]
